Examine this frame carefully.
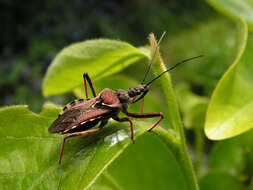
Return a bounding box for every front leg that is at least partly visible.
[125,111,164,132]
[113,116,134,143]
[83,72,97,99]
[130,88,149,113]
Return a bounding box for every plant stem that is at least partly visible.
[178,133,199,190]
[149,33,199,190]
[156,129,199,190]
[194,127,204,175]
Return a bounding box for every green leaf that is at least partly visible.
[205,18,253,140]
[0,104,184,189]
[42,39,149,96]
[199,172,248,190]
[73,75,139,98]
[207,0,253,31]
[90,134,187,190]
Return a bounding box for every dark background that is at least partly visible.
[0,0,213,111]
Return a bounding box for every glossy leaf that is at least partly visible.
[0,104,185,189]
[42,39,149,96]
[205,18,253,140]
[207,0,253,31]
[90,134,187,190]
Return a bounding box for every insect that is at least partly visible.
[48,32,202,164]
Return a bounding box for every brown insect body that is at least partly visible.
[48,33,202,164]
[49,77,157,164]
[49,89,121,134]
[49,85,148,135]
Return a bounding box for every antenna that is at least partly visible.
[146,55,203,86]
[141,31,166,84]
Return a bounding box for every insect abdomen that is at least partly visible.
[65,119,100,133]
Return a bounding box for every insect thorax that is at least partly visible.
[115,89,130,103]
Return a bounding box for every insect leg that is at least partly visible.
[59,128,101,164]
[130,88,149,113]
[125,111,164,132]
[83,72,97,99]
[141,97,144,113]
[113,116,134,143]
[131,88,149,104]
[99,119,108,128]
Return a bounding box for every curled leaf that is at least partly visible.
[207,0,253,31]
[205,18,253,140]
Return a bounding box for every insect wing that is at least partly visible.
[48,108,83,133]
[48,107,113,134]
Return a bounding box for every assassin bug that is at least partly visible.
[48,32,202,164]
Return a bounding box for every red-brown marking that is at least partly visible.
[100,88,119,105]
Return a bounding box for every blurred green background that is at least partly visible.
[1,0,224,112]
